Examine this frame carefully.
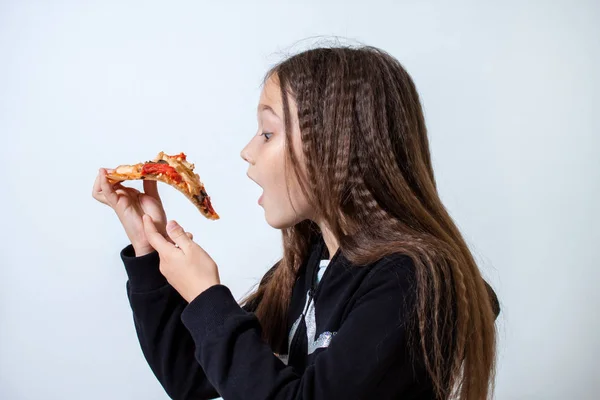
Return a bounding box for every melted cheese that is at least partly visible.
[154,151,201,194]
[115,164,142,177]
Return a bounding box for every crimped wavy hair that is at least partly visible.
[241,46,498,400]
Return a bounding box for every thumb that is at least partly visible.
[166,220,193,251]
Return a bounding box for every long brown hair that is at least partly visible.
[241,46,497,399]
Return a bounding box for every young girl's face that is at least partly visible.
[241,74,313,229]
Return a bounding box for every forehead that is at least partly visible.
[259,74,283,110]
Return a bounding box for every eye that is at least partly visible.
[260,132,273,141]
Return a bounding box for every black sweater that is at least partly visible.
[121,234,499,399]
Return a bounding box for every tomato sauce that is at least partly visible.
[142,163,183,183]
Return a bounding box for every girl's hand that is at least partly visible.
[92,168,168,256]
[142,215,221,302]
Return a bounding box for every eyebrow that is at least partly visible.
[258,104,281,119]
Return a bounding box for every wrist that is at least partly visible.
[132,243,154,257]
[185,280,220,303]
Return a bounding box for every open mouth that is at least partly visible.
[247,172,264,205]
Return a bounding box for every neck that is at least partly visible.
[317,221,339,260]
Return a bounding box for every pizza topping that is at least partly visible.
[195,192,206,202]
[203,196,217,216]
[142,163,183,184]
[171,152,187,161]
[115,164,142,176]
[195,192,217,216]
[107,151,219,220]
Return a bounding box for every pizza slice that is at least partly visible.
[106,151,219,220]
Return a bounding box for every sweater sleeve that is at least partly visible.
[122,245,220,399]
[179,256,419,400]
[122,245,278,400]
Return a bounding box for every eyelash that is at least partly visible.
[260,132,273,141]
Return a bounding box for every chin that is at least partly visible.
[265,214,294,230]
[264,209,305,230]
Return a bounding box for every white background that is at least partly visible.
[1,1,598,399]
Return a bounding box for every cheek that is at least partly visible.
[259,135,313,228]
[263,175,312,228]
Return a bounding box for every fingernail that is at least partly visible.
[166,220,179,232]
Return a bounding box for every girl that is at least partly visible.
[93,46,500,400]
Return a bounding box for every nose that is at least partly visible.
[240,144,255,165]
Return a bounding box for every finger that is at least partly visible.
[93,170,103,194]
[142,214,174,254]
[112,181,126,191]
[99,168,119,207]
[143,179,162,203]
[186,232,193,240]
[166,220,193,252]
[117,186,140,197]
[92,170,107,204]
